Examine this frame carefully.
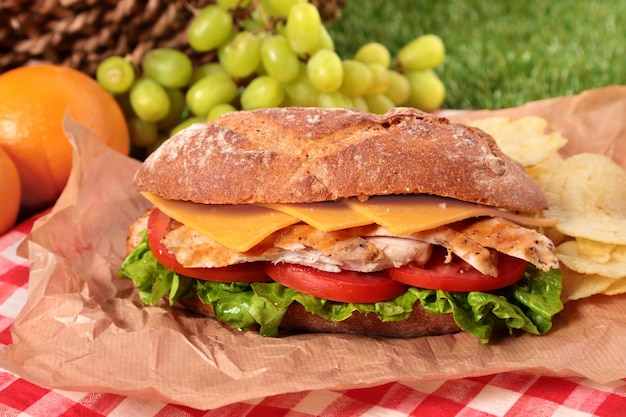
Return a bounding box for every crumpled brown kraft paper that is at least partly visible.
[1,86,625,410]
[448,85,626,167]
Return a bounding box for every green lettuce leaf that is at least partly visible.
[118,234,563,343]
[118,232,195,305]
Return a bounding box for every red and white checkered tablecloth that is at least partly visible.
[1,213,625,417]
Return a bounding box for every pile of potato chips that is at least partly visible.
[471,116,626,302]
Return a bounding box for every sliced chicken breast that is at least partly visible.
[164,223,431,273]
[161,216,558,275]
[455,217,559,271]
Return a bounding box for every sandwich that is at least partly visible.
[118,107,563,343]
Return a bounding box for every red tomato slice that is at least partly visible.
[147,208,271,282]
[265,263,409,303]
[387,246,527,292]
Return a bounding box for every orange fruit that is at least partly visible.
[0,64,130,210]
[0,146,21,234]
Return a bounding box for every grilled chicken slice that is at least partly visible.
[161,216,558,275]
[164,223,431,273]
[455,217,559,272]
[363,225,498,276]
[363,218,559,275]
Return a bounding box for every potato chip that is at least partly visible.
[470,117,626,302]
[601,278,626,296]
[525,152,564,189]
[556,240,626,279]
[470,116,567,167]
[559,265,617,301]
[576,238,615,263]
[544,153,626,244]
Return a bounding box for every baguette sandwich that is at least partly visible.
[118,107,563,342]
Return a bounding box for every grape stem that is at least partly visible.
[226,0,285,34]
[253,0,274,31]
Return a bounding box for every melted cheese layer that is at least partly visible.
[141,192,557,253]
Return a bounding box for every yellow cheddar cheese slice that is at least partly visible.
[141,192,300,252]
[142,192,557,253]
[344,195,557,235]
[261,202,372,231]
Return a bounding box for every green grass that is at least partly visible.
[326,0,626,109]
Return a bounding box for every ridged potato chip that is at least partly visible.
[544,153,626,245]
[559,265,622,301]
[526,152,565,189]
[471,116,626,303]
[576,238,615,263]
[470,116,567,167]
[601,279,626,296]
[557,239,626,279]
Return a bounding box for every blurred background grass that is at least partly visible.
[326,0,626,110]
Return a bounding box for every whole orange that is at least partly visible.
[0,146,21,234]
[0,65,130,210]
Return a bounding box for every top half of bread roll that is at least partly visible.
[133,107,547,211]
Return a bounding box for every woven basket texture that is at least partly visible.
[1,0,348,76]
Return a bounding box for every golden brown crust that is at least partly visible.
[178,295,460,338]
[134,107,548,211]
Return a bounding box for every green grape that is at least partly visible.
[258,0,282,16]
[339,59,373,98]
[208,103,237,120]
[170,116,207,137]
[283,64,319,106]
[285,3,322,55]
[241,10,266,32]
[396,34,446,72]
[128,116,159,148]
[255,58,268,76]
[317,91,353,108]
[156,88,186,132]
[385,69,411,106]
[363,63,389,96]
[261,35,300,83]
[114,91,134,118]
[275,19,287,37]
[216,0,239,8]
[186,72,238,116]
[281,95,294,107]
[187,5,233,52]
[307,49,343,93]
[354,42,391,68]
[218,31,262,79]
[242,19,266,33]
[96,56,135,94]
[129,78,170,123]
[241,75,285,110]
[352,96,369,112]
[364,94,395,115]
[141,48,193,89]
[263,0,303,16]
[190,62,227,85]
[312,25,335,53]
[405,69,446,111]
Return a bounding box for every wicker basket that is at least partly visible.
[0,0,348,76]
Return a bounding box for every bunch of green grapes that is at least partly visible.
[95,0,446,153]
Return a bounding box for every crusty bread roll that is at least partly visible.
[134,107,547,211]
[126,107,553,338]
